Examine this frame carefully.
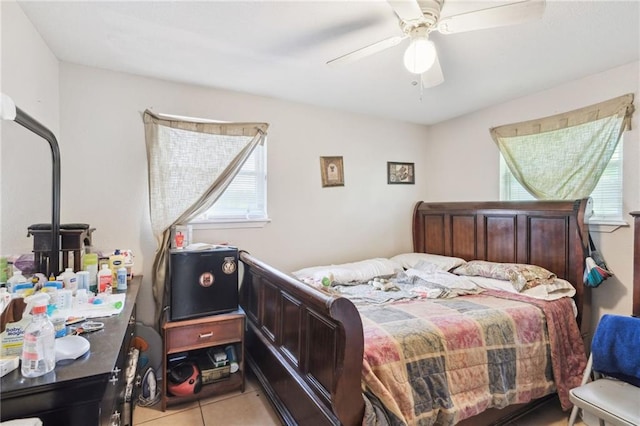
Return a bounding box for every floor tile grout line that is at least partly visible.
[199,399,206,425]
[199,387,260,407]
[134,404,201,426]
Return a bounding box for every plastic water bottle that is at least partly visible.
[21,303,55,377]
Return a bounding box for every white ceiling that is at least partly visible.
[17,0,640,126]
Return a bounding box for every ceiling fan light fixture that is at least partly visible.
[403,37,436,74]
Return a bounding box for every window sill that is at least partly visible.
[588,219,629,233]
[190,218,271,230]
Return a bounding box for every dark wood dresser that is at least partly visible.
[0,276,141,426]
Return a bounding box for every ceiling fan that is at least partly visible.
[326,0,546,88]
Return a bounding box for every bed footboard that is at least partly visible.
[239,251,365,426]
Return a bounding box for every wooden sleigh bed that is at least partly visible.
[239,199,593,425]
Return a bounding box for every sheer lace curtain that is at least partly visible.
[143,110,269,325]
[490,94,634,200]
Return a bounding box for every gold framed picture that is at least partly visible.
[387,161,415,184]
[320,156,344,187]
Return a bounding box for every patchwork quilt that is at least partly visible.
[359,290,586,426]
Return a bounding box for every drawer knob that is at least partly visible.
[199,332,213,339]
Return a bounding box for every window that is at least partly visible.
[191,142,268,226]
[500,139,623,224]
[493,94,632,226]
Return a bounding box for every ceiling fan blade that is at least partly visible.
[388,0,424,22]
[326,35,405,66]
[437,0,546,35]
[421,52,444,88]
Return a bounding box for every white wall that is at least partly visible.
[3,49,430,323]
[426,61,640,329]
[1,1,60,255]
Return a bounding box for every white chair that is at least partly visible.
[568,315,640,426]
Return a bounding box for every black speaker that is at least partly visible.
[168,247,239,321]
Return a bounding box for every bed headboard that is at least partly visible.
[412,199,592,335]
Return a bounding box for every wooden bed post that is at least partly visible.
[239,251,364,426]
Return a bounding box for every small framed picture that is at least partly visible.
[320,156,344,187]
[387,162,415,184]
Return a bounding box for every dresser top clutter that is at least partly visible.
[1,276,141,425]
[0,218,141,426]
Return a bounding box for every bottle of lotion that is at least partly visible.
[59,267,78,295]
[108,249,125,289]
[98,264,113,294]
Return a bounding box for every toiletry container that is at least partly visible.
[0,257,8,284]
[76,270,90,292]
[83,253,99,293]
[109,250,125,285]
[116,267,127,292]
[59,268,78,295]
[7,271,28,293]
[98,264,113,294]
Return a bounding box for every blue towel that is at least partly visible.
[591,314,640,386]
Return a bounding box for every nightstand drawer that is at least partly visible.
[165,317,242,352]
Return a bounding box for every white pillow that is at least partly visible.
[390,253,466,272]
[467,276,576,301]
[292,258,402,284]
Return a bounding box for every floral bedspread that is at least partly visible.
[358,290,586,425]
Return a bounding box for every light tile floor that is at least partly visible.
[133,371,281,426]
[133,372,585,426]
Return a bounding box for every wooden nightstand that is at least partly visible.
[161,309,245,411]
